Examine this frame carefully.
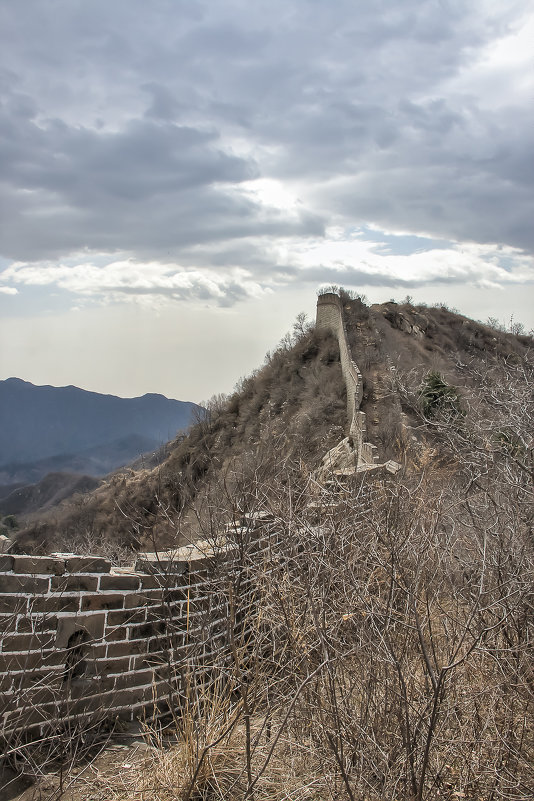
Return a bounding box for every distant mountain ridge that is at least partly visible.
[0,433,162,487]
[0,472,102,517]
[0,378,200,485]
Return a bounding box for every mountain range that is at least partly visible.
[0,378,199,491]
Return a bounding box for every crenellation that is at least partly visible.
[316,292,400,475]
[0,539,248,748]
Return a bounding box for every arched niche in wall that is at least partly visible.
[63,628,90,684]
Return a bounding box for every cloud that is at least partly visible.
[4,233,532,312]
[0,0,532,309]
[0,84,325,265]
[3,258,269,307]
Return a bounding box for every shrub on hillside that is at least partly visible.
[419,370,461,419]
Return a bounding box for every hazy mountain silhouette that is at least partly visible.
[0,378,200,485]
[0,472,102,517]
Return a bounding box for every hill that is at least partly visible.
[0,471,101,517]
[12,322,347,554]
[11,294,533,558]
[4,292,534,800]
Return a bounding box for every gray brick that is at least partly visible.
[106,609,146,626]
[64,556,111,574]
[12,556,65,575]
[0,595,28,613]
[0,555,14,572]
[99,575,140,591]
[16,614,58,633]
[50,575,99,592]
[81,594,124,612]
[30,595,80,613]
[0,575,50,593]
[2,632,55,652]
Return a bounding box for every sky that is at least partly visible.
[0,0,533,403]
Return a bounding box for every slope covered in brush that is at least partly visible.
[13,324,347,555]
[339,295,532,461]
[7,295,533,800]
[12,296,533,557]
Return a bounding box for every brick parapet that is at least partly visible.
[0,537,252,747]
[316,292,375,465]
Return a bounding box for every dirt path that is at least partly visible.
[3,729,154,801]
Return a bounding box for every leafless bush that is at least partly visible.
[8,349,532,800]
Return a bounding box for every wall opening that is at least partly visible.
[63,629,90,684]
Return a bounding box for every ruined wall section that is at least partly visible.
[0,545,242,744]
[316,293,378,466]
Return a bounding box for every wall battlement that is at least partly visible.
[0,536,254,747]
[316,293,378,468]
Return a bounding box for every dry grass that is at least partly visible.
[106,717,332,801]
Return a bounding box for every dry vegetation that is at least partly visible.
[36,349,532,801]
[99,349,532,801]
[7,297,534,801]
[14,297,530,558]
[13,323,346,556]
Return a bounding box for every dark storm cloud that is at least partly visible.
[0,0,532,299]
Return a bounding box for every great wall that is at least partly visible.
[316,292,400,478]
[0,532,262,752]
[0,292,398,755]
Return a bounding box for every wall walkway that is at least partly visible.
[316,293,378,467]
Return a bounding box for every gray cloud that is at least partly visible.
[0,95,323,262]
[0,0,532,302]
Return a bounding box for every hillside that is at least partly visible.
[12,295,533,558]
[0,471,101,517]
[13,323,347,555]
[0,433,164,490]
[4,292,534,801]
[0,379,200,486]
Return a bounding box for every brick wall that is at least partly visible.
[0,293,384,752]
[316,293,378,465]
[0,537,253,749]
